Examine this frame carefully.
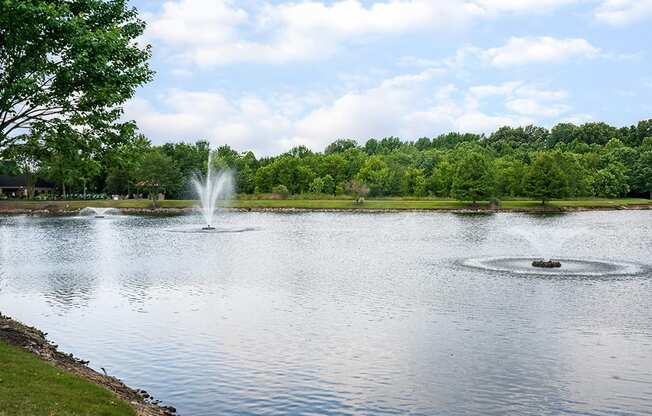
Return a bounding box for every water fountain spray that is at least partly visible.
[192,151,234,230]
[80,207,120,218]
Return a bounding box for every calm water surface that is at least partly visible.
[1,211,651,415]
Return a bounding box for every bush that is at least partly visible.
[309,177,325,194]
[272,184,290,199]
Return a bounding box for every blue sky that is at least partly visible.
[124,0,652,155]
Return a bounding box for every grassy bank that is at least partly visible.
[0,314,175,416]
[0,341,135,416]
[1,197,651,212]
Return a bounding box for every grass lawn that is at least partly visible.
[0,341,135,416]
[0,197,650,211]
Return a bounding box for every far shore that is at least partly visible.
[0,198,651,214]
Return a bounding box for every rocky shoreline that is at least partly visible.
[0,313,176,416]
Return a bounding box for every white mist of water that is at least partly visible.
[192,152,234,229]
[79,207,120,217]
[508,226,588,259]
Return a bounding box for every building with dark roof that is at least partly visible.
[0,174,54,198]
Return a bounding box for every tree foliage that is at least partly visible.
[523,153,570,203]
[0,0,153,151]
[4,119,652,203]
[451,152,494,203]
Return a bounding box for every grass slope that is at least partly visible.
[0,341,135,416]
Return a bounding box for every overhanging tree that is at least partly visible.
[0,0,153,151]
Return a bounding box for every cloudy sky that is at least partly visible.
[125,0,652,155]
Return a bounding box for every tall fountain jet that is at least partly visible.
[192,151,234,230]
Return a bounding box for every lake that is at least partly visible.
[1,211,651,415]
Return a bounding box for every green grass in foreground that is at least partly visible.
[0,341,135,416]
[0,197,650,211]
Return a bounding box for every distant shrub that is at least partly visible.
[344,179,369,204]
[272,184,290,199]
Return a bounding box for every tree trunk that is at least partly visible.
[26,172,35,199]
[62,182,66,199]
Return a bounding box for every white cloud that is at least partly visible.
[505,98,571,117]
[456,111,532,132]
[145,0,482,66]
[560,113,594,124]
[594,0,652,25]
[469,81,567,101]
[170,68,193,79]
[124,91,294,154]
[469,81,523,98]
[467,81,572,118]
[144,0,589,67]
[472,0,579,14]
[125,70,576,154]
[482,36,599,67]
[401,37,600,74]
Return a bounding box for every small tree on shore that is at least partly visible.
[523,152,570,204]
[345,179,369,204]
[272,184,289,199]
[309,177,325,194]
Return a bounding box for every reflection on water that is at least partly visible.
[1,211,652,415]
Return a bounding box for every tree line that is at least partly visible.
[3,120,652,202]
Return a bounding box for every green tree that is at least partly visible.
[325,139,358,154]
[401,167,427,196]
[315,154,348,184]
[549,123,578,147]
[357,156,390,196]
[590,162,630,197]
[574,122,617,145]
[135,150,180,202]
[309,177,325,194]
[429,159,456,197]
[493,158,526,197]
[451,152,494,203]
[633,151,652,198]
[105,167,130,196]
[0,0,153,150]
[101,133,150,196]
[414,137,432,151]
[37,124,102,198]
[523,153,570,204]
[322,174,336,195]
[344,179,369,203]
[3,136,42,198]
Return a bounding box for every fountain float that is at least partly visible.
[192,151,234,231]
[532,259,562,268]
[462,225,647,276]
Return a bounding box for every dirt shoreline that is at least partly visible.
[0,204,651,215]
[0,312,177,416]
